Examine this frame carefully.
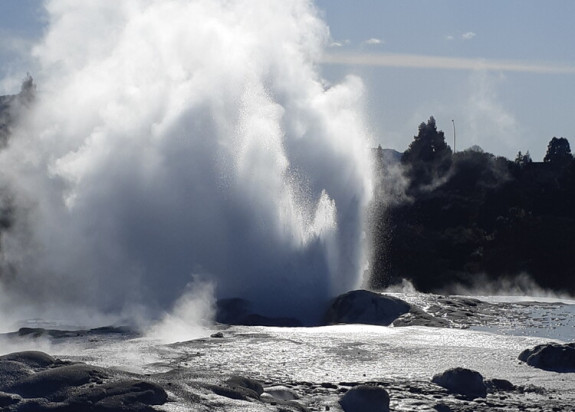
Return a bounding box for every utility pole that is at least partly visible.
[452,119,456,153]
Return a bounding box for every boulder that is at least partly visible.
[0,351,168,411]
[0,392,20,408]
[324,290,411,326]
[13,326,138,340]
[208,375,264,401]
[264,385,299,401]
[225,375,264,396]
[72,379,169,411]
[485,378,515,392]
[518,342,575,372]
[339,385,390,412]
[7,363,108,399]
[0,351,57,370]
[431,367,487,398]
[0,361,34,392]
[392,308,450,328]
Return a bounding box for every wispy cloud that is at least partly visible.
[363,38,383,46]
[446,32,477,41]
[321,52,575,74]
[329,39,350,48]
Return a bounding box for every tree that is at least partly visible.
[544,137,572,165]
[515,150,532,166]
[402,116,452,189]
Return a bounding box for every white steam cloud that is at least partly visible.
[0,0,373,327]
[464,70,520,155]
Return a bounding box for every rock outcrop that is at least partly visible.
[339,385,390,412]
[518,342,575,372]
[0,351,167,411]
[324,290,411,326]
[431,367,487,399]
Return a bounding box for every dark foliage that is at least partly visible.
[543,137,572,165]
[401,116,452,192]
[370,122,575,294]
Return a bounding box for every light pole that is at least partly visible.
[452,119,456,153]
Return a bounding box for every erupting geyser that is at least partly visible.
[0,0,373,326]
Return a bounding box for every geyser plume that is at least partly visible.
[0,0,372,325]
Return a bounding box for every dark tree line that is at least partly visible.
[370,117,575,294]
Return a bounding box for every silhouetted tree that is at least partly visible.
[370,117,575,295]
[515,150,532,166]
[402,116,452,190]
[544,137,572,165]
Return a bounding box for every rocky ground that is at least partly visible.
[1,290,574,411]
[0,346,572,412]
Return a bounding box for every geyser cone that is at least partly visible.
[0,0,373,325]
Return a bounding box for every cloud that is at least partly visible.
[462,32,476,40]
[321,52,575,74]
[363,38,383,46]
[329,39,350,48]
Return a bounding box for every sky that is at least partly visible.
[1,0,575,161]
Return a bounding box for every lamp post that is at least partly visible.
[452,119,456,153]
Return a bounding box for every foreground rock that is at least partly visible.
[431,367,487,399]
[3,325,139,341]
[324,290,411,326]
[518,342,575,372]
[339,385,390,412]
[0,351,167,411]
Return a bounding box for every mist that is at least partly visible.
[0,0,373,329]
[441,273,575,303]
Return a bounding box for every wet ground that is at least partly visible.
[2,293,574,411]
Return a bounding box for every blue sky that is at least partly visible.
[316,0,575,160]
[2,1,575,160]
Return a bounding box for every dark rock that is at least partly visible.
[0,361,35,391]
[518,342,575,372]
[265,385,299,401]
[392,308,450,328]
[432,367,487,398]
[210,332,224,338]
[208,383,258,401]
[324,290,411,326]
[7,363,108,399]
[486,378,515,392]
[72,380,168,411]
[87,326,137,336]
[0,351,57,369]
[339,385,390,412]
[433,404,452,412]
[226,375,264,396]
[0,351,170,412]
[207,375,264,401]
[12,326,139,341]
[0,391,20,407]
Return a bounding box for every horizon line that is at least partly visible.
[321,52,575,74]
